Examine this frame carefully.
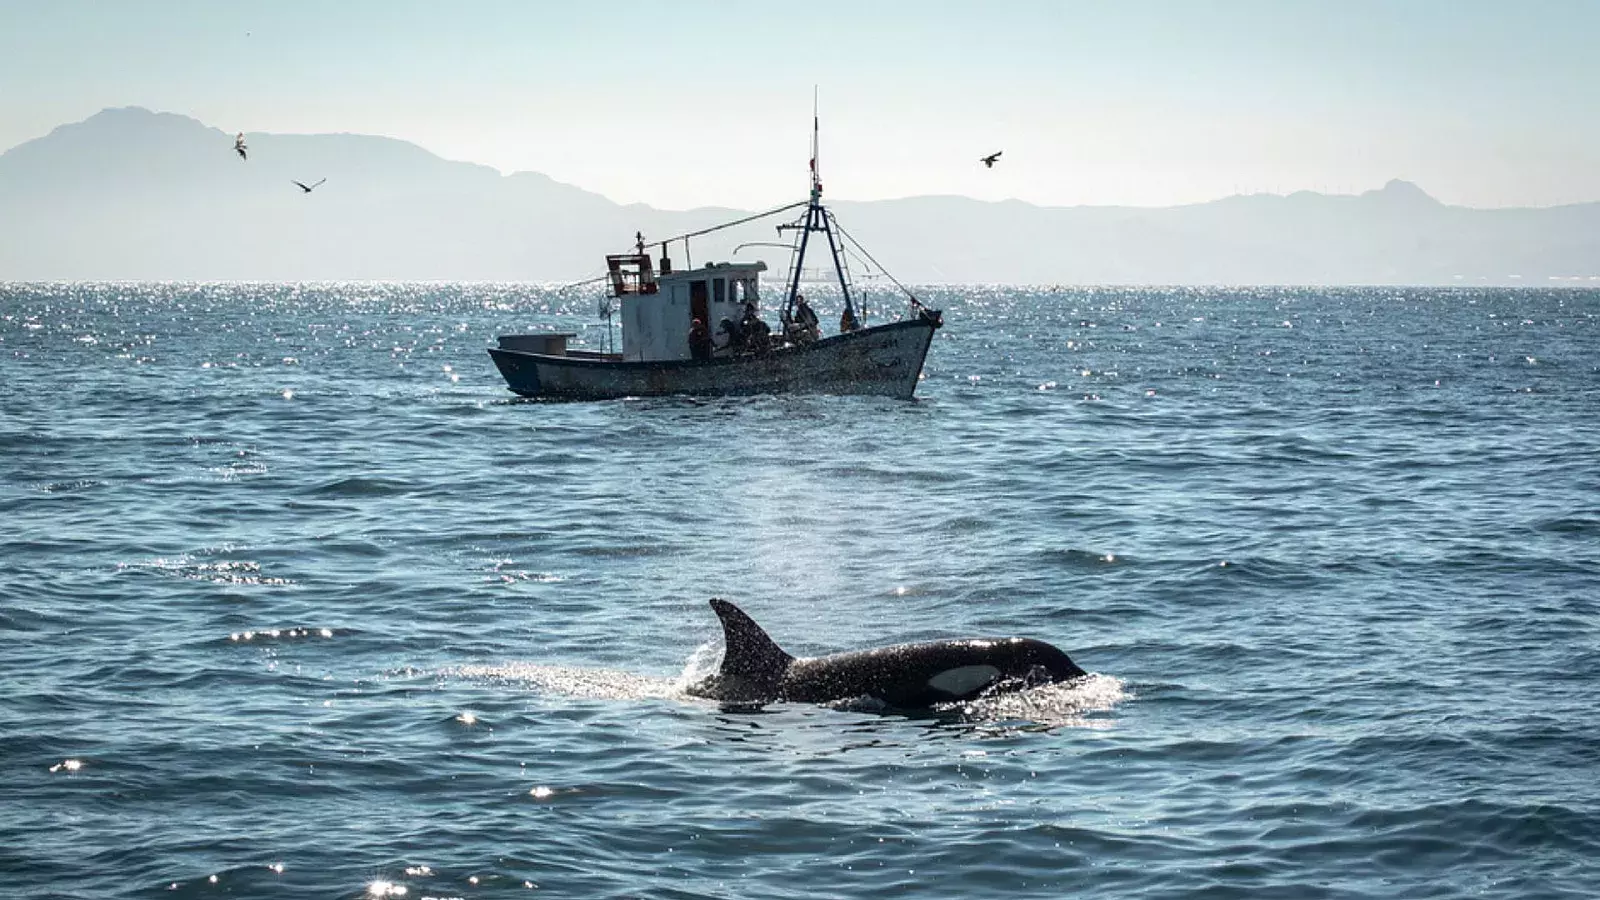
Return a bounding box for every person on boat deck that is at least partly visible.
[839,304,860,334]
[741,302,772,353]
[787,294,821,344]
[717,317,743,354]
[688,317,711,361]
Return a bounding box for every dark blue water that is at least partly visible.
[3,283,1597,899]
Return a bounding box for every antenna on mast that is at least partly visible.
[809,86,822,200]
[781,86,856,329]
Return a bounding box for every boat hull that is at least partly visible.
[488,319,936,400]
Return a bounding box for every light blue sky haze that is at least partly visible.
[2,0,1596,209]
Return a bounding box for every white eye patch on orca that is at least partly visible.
[927,665,1002,697]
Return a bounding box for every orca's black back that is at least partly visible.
[782,638,1084,707]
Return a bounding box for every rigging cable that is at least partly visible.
[830,219,931,313]
[645,199,810,251]
[824,210,862,320]
[554,273,610,293]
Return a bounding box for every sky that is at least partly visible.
[2,0,1598,211]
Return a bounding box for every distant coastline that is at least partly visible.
[3,107,1598,284]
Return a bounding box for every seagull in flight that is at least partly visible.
[291,178,327,194]
[980,151,1002,169]
[234,133,248,160]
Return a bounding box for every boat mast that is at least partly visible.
[780,91,855,326]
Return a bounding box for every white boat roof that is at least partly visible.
[659,260,767,283]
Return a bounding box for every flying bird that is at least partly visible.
[234,133,248,160]
[980,151,1002,168]
[291,178,327,194]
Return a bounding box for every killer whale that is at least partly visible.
[687,598,1088,708]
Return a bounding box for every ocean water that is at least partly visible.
[2,283,1597,899]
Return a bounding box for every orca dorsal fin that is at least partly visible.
[709,598,794,697]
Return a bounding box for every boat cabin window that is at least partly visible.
[713,278,726,304]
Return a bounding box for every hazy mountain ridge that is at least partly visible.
[2,106,1597,284]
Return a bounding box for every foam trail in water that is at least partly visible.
[675,640,723,690]
[449,662,687,702]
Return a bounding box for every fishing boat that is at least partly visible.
[487,118,942,401]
